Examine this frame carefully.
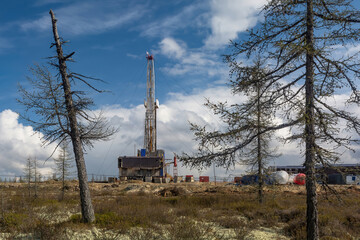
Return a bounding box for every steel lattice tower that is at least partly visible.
[144,53,158,154]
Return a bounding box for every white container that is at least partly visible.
[288,174,297,184]
[271,171,289,184]
[346,175,360,185]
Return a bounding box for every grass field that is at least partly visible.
[0,181,358,239]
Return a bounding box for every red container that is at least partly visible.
[234,177,242,183]
[199,176,209,182]
[185,175,194,182]
[294,173,306,185]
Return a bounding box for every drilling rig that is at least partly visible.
[118,53,165,181]
[143,52,159,156]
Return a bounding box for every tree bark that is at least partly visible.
[49,9,95,223]
[305,0,319,239]
[62,148,65,200]
[34,158,37,198]
[257,81,263,204]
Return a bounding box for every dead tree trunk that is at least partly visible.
[256,81,263,204]
[49,9,95,223]
[305,0,319,239]
[34,157,37,198]
[61,150,65,200]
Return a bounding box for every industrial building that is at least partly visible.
[118,53,166,181]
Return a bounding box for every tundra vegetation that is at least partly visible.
[0,182,359,239]
[182,0,360,239]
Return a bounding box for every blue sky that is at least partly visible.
[0,0,234,112]
[0,0,359,179]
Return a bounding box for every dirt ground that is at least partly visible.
[86,180,360,196]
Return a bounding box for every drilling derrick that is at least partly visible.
[118,52,165,181]
[144,53,158,155]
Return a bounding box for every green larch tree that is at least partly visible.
[185,1,360,239]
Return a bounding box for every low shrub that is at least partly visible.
[0,212,27,230]
[163,197,178,205]
[69,214,82,223]
[95,212,121,227]
[166,219,216,240]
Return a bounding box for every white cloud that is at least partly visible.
[3,89,358,179]
[20,2,146,36]
[85,86,240,177]
[140,3,204,38]
[159,38,186,59]
[205,0,266,49]
[0,110,55,177]
[328,43,360,60]
[158,37,227,77]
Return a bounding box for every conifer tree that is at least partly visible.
[183,60,279,204]
[54,142,74,200]
[184,1,360,239]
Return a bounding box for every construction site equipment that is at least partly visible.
[174,176,183,183]
[294,173,306,185]
[173,154,178,177]
[199,176,209,182]
[185,175,194,182]
[271,171,289,184]
[144,53,158,154]
[118,53,165,180]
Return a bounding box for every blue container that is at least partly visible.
[140,149,146,157]
[240,175,258,185]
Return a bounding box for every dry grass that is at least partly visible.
[0,182,358,239]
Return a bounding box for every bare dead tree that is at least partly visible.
[183,1,360,239]
[34,157,38,198]
[54,142,74,201]
[23,157,34,198]
[17,10,117,223]
[22,156,39,198]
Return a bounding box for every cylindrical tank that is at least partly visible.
[271,170,289,184]
[294,173,306,185]
[288,174,296,184]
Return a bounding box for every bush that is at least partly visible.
[166,219,216,240]
[0,212,27,230]
[69,214,82,223]
[95,212,121,227]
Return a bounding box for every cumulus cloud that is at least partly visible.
[85,86,243,177]
[3,89,358,179]
[159,38,186,59]
[0,110,55,177]
[84,86,359,178]
[205,0,266,49]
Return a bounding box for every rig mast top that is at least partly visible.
[144,52,158,154]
